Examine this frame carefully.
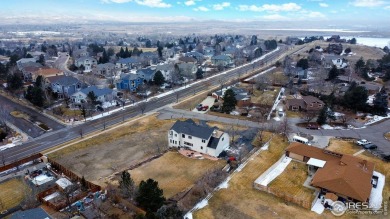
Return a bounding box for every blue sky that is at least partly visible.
[1,0,390,23]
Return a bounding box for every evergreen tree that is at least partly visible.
[221,89,237,113]
[136,179,165,212]
[317,106,327,125]
[157,46,163,59]
[7,74,23,91]
[328,65,339,80]
[87,91,98,105]
[80,176,88,192]
[119,171,135,198]
[296,58,309,70]
[343,82,368,111]
[81,105,87,121]
[25,85,45,107]
[373,89,388,115]
[153,71,165,86]
[37,54,45,65]
[196,68,203,79]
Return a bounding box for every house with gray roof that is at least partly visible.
[93,63,116,77]
[212,86,251,106]
[168,119,230,157]
[211,54,233,67]
[71,85,114,104]
[139,52,159,65]
[136,67,156,81]
[116,57,142,70]
[75,56,97,72]
[46,75,85,98]
[185,51,204,62]
[155,63,174,81]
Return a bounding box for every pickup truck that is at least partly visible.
[356,139,371,146]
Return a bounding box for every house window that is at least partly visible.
[170,131,173,135]
[188,136,192,139]
[318,104,322,107]
[175,141,177,144]
[170,139,172,143]
[222,137,224,141]
[201,146,203,149]
[202,139,206,143]
[184,141,193,146]
[182,134,185,138]
[175,134,177,137]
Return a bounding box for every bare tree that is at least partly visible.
[218,77,225,93]
[301,111,317,124]
[0,151,5,167]
[79,128,83,138]
[138,101,147,114]
[278,117,290,138]
[0,105,11,133]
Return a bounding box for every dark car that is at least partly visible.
[196,104,203,111]
[306,124,319,130]
[364,143,377,150]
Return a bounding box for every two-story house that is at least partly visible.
[93,63,117,77]
[71,86,113,105]
[155,63,174,81]
[136,68,156,82]
[75,57,97,72]
[116,73,144,92]
[116,57,142,70]
[139,52,159,65]
[168,119,230,157]
[211,55,233,67]
[185,51,204,63]
[46,75,84,98]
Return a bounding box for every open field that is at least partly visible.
[251,89,279,105]
[385,132,390,140]
[129,151,225,198]
[268,161,315,206]
[295,41,386,63]
[193,134,334,219]
[0,178,29,211]
[173,92,209,111]
[206,111,252,121]
[49,115,176,184]
[326,139,390,204]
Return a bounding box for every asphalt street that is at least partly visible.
[0,95,65,138]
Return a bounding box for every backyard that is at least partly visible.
[192,134,334,219]
[128,151,225,198]
[0,178,30,212]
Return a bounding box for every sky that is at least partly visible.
[1,0,390,24]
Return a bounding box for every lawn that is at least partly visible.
[129,151,226,198]
[326,139,390,205]
[326,139,362,155]
[0,178,29,212]
[268,161,315,208]
[286,110,303,118]
[48,115,176,184]
[173,92,209,111]
[385,132,390,140]
[193,134,332,219]
[10,111,30,120]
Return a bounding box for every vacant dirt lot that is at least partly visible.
[129,151,225,198]
[193,134,336,219]
[49,115,176,185]
[0,178,29,211]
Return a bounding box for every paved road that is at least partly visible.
[0,95,65,138]
[1,46,291,165]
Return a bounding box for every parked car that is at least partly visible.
[306,124,319,130]
[363,143,377,150]
[196,104,203,111]
[356,139,371,146]
[202,105,209,111]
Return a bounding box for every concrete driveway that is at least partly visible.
[192,96,216,114]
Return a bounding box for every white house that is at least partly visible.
[168,119,230,157]
[332,58,348,69]
[75,57,97,72]
[71,85,113,104]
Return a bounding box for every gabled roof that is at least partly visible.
[78,86,113,97]
[286,143,375,202]
[211,54,231,61]
[34,68,63,76]
[137,68,155,77]
[76,56,97,63]
[179,56,197,63]
[117,57,140,64]
[47,75,80,86]
[155,63,174,71]
[301,95,324,105]
[170,119,214,140]
[120,73,141,81]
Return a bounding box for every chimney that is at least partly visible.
[212,130,217,137]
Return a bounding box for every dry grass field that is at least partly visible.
[173,93,209,111]
[49,115,176,184]
[193,134,335,219]
[385,132,390,140]
[0,178,29,211]
[10,111,30,120]
[129,151,225,198]
[268,161,315,205]
[326,139,390,205]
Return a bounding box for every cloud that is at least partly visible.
[184,0,196,6]
[101,0,133,3]
[261,14,289,21]
[213,2,231,10]
[194,6,209,11]
[306,11,326,18]
[319,3,329,7]
[350,0,386,7]
[135,0,172,8]
[238,3,301,12]
[386,5,390,9]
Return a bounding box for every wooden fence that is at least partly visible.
[0,153,42,173]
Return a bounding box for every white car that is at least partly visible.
[356,139,371,146]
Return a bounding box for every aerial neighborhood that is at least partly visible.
[0,6,389,219]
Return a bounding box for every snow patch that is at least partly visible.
[311,198,325,214]
[369,171,385,210]
[254,155,292,186]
